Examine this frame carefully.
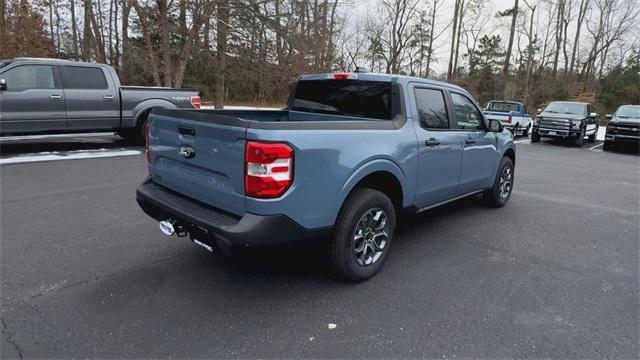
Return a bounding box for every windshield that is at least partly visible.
[487,102,519,112]
[615,106,640,118]
[0,61,11,70]
[544,102,586,115]
[291,80,396,120]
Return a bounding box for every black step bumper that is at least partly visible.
[136,179,331,249]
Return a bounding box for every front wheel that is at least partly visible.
[603,140,613,151]
[574,130,585,146]
[522,124,530,137]
[483,156,514,208]
[331,188,396,282]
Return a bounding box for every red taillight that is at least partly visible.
[190,96,201,109]
[145,121,150,162]
[245,141,293,198]
[507,116,512,124]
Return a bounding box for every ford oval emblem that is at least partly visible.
[178,145,196,159]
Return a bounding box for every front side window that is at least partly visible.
[451,92,484,130]
[1,65,55,91]
[62,66,108,89]
[415,88,449,129]
[291,80,396,120]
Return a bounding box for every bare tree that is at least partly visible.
[502,0,520,75]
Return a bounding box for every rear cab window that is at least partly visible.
[290,79,398,120]
[61,66,108,89]
[487,101,519,113]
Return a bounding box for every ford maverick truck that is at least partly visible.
[483,100,532,136]
[136,72,516,281]
[0,58,200,141]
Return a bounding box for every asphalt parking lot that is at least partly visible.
[1,134,638,358]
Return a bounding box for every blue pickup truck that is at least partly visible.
[136,72,516,281]
[483,100,533,137]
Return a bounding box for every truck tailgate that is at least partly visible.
[148,110,248,216]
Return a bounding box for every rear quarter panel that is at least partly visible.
[245,123,418,230]
[120,89,198,128]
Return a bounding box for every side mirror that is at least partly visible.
[589,112,598,118]
[536,108,542,115]
[605,114,612,119]
[489,119,503,133]
[0,79,6,91]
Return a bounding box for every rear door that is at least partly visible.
[149,112,248,216]
[450,91,499,194]
[61,65,119,130]
[410,84,463,208]
[0,64,66,134]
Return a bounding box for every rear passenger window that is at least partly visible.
[451,92,485,130]
[415,88,449,129]
[62,66,108,89]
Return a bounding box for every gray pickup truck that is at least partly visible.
[0,58,200,141]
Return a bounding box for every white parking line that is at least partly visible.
[0,132,116,142]
[589,143,604,150]
[0,148,142,165]
[514,139,531,144]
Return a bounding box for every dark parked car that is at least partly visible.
[0,58,200,141]
[531,101,600,146]
[604,105,640,150]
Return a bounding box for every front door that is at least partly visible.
[411,85,463,208]
[450,92,499,194]
[0,64,66,134]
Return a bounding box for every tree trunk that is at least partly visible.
[503,0,519,76]
[453,0,464,78]
[70,0,79,59]
[447,0,460,81]
[215,0,229,109]
[131,0,162,86]
[120,0,131,83]
[158,0,172,87]
[569,0,588,75]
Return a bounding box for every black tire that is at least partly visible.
[522,124,529,137]
[331,188,396,282]
[118,111,151,144]
[588,127,597,143]
[531,131,540,143]
[574,129,585,146]
[483,156,514,208]
[603,140,613,151]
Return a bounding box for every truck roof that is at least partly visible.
[8,58,112,68]
[549,101,590,106]
[488,100,524,105]
[299,72,468,93]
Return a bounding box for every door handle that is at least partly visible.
[49,94,63,100]
[465,138,477,145]
[425,138,440,147]
[104,94,115,100]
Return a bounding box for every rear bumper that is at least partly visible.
[136,179,331,249]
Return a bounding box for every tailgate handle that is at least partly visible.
[178,126,195,136]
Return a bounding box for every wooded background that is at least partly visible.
[1,0,638,112]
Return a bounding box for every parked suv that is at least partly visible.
[136,72,516,281]
[531,101,600,146]
[604,105,640,150]
[0,58,199,141]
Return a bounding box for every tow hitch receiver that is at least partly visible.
[159,220,176,236]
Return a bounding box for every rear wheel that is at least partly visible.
[531,131,540,143]
[588,126,598,143]
[118,110,151,144]
[522,124,530,137]
[331,188,396,282]
[483,156,514,208]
